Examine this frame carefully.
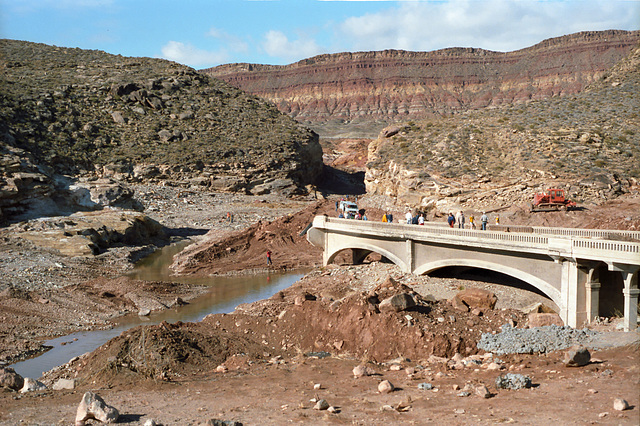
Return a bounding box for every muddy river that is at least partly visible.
[11,242,306,379]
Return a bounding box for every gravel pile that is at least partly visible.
[478,323,599,355]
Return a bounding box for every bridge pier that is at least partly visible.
[406,240,415,274]
[561,260,588,328]
[580,262,602,325]
[615,265,639,331]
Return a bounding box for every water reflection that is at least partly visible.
[11,241,306,379]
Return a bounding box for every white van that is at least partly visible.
[339,201,358,218]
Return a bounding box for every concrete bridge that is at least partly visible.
[307,216,640,331]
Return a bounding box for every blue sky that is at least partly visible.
[2,0,638,69]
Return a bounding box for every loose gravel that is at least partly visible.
[478,323,599,355]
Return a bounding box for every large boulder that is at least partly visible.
[527,312,564,327]
[0,367,24,391]
[16,210,165,256]
[68,179,143,211]
[379,293,416,313]
[451,288,497,312]
[75,391,119,426]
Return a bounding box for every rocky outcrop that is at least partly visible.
[364,44,640,213]
[14,210,165,256]
[203,30,640,137]
[0,39,323,223]
[0,142,145,223]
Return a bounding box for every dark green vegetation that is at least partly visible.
[368,45,640,186]
[0,40,322,189]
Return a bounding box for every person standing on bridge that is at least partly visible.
[481,212,488,230]
[447,212,456,228]
[469,214,476,229]
[456,211,465,229]
[418,213,425,225]
[406,211,412,224]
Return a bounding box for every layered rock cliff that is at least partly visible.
[364,44,640,212]
[203,30,640,137]
[0,40,323,223]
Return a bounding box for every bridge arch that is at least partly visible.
[325,242,408,272]
[414,258,563,309]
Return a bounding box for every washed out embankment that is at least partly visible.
[169,199,384,276]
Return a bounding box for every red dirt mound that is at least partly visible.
[170,199,385,275]
[59,269,526,387]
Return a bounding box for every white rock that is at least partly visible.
[378,380,394,394]
[313,383,322,390]
[613,398,629,411]
[75,391,119,426]
[475,384,491,398]
[20,377,47,393]
[53,378,76,390]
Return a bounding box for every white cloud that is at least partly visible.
[337,0,639,53]
[160,41,228,68]
[261,30,324,62]
[207,27,249,54]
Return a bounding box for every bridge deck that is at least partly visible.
[318,217,640,265]
[309,216,640,331]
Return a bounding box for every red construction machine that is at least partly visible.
[531,188,577,212]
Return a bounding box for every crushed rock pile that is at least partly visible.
[477,323,599,355]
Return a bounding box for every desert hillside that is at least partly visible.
[0,40,323,223]
[364,43,640,213]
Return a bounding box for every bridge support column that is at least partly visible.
[620,268,639,332]
[560,260,587,328]
[405,239,414,274]
[585,281,601,324]
[581,264,601,324]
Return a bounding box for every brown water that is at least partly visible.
[11,242,306,379]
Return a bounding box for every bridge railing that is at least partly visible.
[411,219,640,241]
[573,238,640,256]
[318,217,640,262]
[322,217,552,251]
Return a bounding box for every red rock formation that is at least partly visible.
[202,30,639,135]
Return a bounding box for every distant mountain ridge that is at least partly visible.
[203,30,640,138]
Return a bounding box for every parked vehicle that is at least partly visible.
[531,188,577,212]
[339,200,359,218]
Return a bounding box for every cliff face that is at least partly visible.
[363,44,640,213]
[203,30,640,137]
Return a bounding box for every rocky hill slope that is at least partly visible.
[204,30,640,138]
[0,40,323,223]
[364,44,640,213]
